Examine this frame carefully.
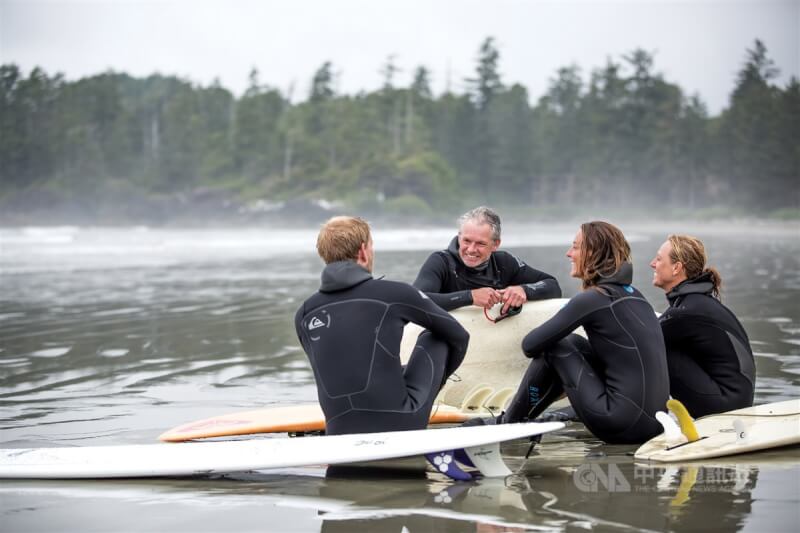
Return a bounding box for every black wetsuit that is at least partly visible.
[295,261,469,436]
[505,263,669,444]
[659,273,755,418]
[412,236,562,310]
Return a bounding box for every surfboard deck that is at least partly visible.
[159,402,481,442]
[634,399,800,463]
[0,421,564,479]
[400,298,582,409]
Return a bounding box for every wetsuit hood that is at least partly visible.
[319,261,373,293]
[596,261,633,286]
[666,271,714,304]
[447,236,491,273]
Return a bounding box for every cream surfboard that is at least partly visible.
[0,421,565,479]
[634,399,800,463]
[159,402,479,442]
[401,298,583,409]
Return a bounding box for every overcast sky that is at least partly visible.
[1,0,797,115]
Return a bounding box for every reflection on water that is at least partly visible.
[1,224,798,532]
[2,451,796,533]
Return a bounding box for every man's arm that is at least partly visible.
[400,285,470,375]
[412,253,473,311]
[294,303,311,353]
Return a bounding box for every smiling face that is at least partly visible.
[457,220,499,268]
[566,229,583,278]
[650,240,685,291]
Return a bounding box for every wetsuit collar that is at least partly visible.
[447,236,491,273]
[596,261,633,286]
[319,261,373,293]
[666,271,714,305]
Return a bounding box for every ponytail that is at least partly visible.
[668,234,724,300]
[703,267,723,300]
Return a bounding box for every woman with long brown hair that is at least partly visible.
[493,221,669,444]
[650,235,755,417]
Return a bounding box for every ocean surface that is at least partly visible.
[1,222,798,532]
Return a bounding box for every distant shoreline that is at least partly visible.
[1,211,798,237]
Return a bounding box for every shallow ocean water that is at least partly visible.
[1,223,798,532]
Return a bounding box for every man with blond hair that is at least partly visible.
[295,216,469,436]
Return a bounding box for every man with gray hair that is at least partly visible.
[413,206,561,315]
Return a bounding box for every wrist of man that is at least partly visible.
[521,285,534,300]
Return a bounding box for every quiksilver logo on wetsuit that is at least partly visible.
[307,311,331,340]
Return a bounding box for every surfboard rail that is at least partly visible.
[159,402,482,442]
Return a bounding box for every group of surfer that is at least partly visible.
[294,207,756,444]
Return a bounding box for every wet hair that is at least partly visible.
[576,221,631,289]
[316,216,371,264]
[667,234,722,298]
[458,206,502,241]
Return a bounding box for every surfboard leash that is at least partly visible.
[483,305,523,323]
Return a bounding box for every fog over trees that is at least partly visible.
[1,38,797,224]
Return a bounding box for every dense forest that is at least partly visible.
[0,37,797,224]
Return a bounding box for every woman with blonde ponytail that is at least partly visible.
[650,235,755,417]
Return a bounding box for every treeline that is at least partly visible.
[0,38,797,222]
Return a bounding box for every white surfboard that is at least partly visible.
[634,399,800,463]
[0,421,564,479]
[401,298,582,410]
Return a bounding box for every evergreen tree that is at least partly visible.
[466,37,503,196]
[533,65,584,204]
[485,84,533,202]
[717,39,792,209]
[0,67,64,189]
[467,37,503,110]
[581,59,628,204]
[234,77,286,189]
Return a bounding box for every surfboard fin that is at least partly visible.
[483,387,514,414]
[666,399,700,442]
[425,450,473,481]
[655,411,683,444]
[453,448,476,468]
[464,442,512,478]
[426,444,514,480]
[461,385,493,413]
